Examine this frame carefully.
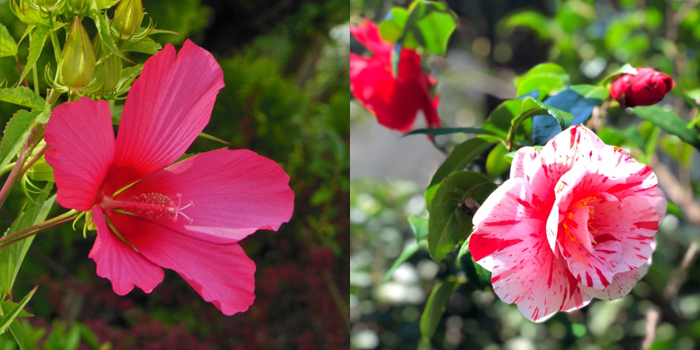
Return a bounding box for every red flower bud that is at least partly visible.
[610,68,674,107]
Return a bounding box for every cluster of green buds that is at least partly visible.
[24,0,161,98]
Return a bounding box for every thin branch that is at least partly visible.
[641,306,660,349]
[649,156,700,226]
[0,215,77,250]
[663,241,699,299]
[0,125,36,209]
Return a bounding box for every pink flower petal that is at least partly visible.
[114,149,294,243]
[104,40,225,195]
[109,212,256,315]
[591,192,663,273]
[89,207,164,295]
[45,97,116,211]
[471,178,582,322]
[579,260,650,301]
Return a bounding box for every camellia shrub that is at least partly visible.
[351,0,700,348]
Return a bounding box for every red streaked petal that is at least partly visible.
[89,207,163,295]
[44,97,115,211]
[104,39,224,194]
[115,149,294,243]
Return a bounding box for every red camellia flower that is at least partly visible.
[468,126,665,322]
[45,40,295,315]
[350,19,440,133]
[610,67,674,107]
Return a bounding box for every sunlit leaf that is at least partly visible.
[0,109,42,173]
[0,24,17,58]
[532,85,607,144]
[0,286,37,334]
[0,87,49,111]
[18,25,49,86]
[515,63,569,98]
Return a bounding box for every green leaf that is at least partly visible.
[633,105,700,150]
[429,138,496,187]
[9,319,28,350]
[515,63,569,98]
[379,8,410,43]
[0,302,32,318]
[18,25,49,87]
[0,183,55,297]
[520,97,574,132]
[428,171,498,262]
[0,87,49,111]
[485,143,510,177]
[0,109,42,173]
[403,127,496,137]
[404,1,457,56]
[381,241,426,283]
[120,37,162,54]
[407,215,429,242]
[0,286,37,334]
[0,24,17,58]
[599,63,637,85]
[420,280,460,340]
[506,11,552,40]
[92,0,120,10]
[91,11,128,62]
[456,242,491,288]
[425,183,438,212]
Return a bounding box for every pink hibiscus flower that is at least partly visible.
[44,40,295,315]
[468,125,665,322]
[350,19,440,133]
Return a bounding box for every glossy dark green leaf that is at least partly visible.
[404,1,457,56]
[457,242,492,289]
[428,138,496,188]
[633,105,700,150]
[403,127,496,137]
[428,171,497,262]
[420,280,460,340]
[378,8,410,43]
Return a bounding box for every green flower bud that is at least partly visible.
[92,37,122,94]
[31,0,62,12]
[66,0,88,14]
[26,141,54,182]
[61,17,96,92]
[112,0,144,39]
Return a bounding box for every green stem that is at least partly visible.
[32,66,40,95]
[0,210,79,250]
[49,30,62,64]
[14,55,29,88]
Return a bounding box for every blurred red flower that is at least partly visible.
[350,19,440,133]
[610,67,674,107]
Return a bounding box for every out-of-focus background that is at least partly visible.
[351,0,700,349]
[0,0,350,349]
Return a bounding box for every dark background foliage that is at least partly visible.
[0,0,350,349]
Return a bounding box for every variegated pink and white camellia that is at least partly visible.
[468,125,666,322]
